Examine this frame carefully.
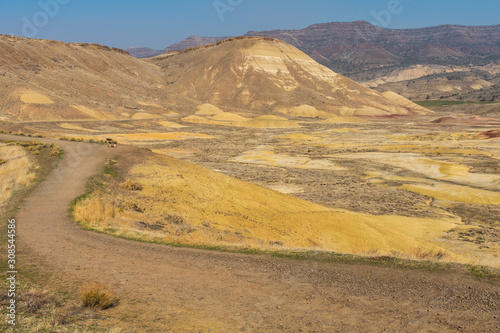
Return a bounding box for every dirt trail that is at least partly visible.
[2,134,499,332]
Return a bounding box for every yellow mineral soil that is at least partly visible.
[232,147,344,171]
[157,121,186,128]
[320,116,369,123]
[336,152,500,191]
[368,172,500,206]
[235,115,301,128]
[71,105,112,120]
[59,123,98,132]
[137,101,165,108]
[131,113,160,120]
[80,153,466,263]
[382,91,433,115]
[112,132,214,143]
[210,112,250,122]
[400,182,500,206]
[195,103,224,115]
[278,105,330,118]
[17,105,62,122]
[20,91,53,104]
[242,40,339,91]
[182,115,223,125]
[389,133,480,142]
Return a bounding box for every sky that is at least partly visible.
[1,0,499,50]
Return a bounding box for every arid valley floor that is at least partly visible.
[0,33,499,332]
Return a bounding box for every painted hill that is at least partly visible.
[153,22,500,102]
[158,22,500,71]
[150,37,431,116]
[0,34,184,122]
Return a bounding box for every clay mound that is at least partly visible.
[431,116,500,125]
[195,103,224,115]
[0,35,178,122]
[278,105,330,118]
[211,112,250,122]
[382,91,433,115]
[150,37,432,116]
[479,130,500,139]
[321,116,369,123]
[255,115,288,121]
[182,115,221,125]
[431,116,456,124]
[237,116,301,128]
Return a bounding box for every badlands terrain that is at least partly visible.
[132,22,500,103]
[0,33,499,331]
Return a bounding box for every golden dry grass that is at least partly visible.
[0,143,36,207]
[73,152,463,263]
[79,282,118,310]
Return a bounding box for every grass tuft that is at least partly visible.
[79,282,119,310]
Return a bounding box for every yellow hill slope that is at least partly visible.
[74,152,462,263]
[151,37,432,116]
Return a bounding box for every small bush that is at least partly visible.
[166,213,186,225]
[414,248,446,260]
[79,282,118,310]
[119,179,143,191]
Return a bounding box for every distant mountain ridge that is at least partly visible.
[127,36,232,58]
[148,36,431,116]
[139,21,500,102]
[147,21,500,70]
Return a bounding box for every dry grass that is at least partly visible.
[72,152,462,264]
[0,143,36,206]
[73,195,118,227]
[79,282,119,310]
[119,179,143,191]
[22,290,52,313]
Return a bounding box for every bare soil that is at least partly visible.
[1,134,499,332]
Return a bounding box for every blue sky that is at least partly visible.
[1,0,499,49]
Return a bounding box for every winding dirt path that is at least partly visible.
[3,134,499,332]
